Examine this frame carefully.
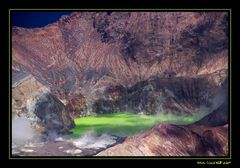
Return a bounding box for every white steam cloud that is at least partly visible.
[70,130,117,149]
[12,117,36,144]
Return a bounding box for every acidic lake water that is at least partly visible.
[71,112,201,137]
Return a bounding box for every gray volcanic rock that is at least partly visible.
[195,101,228,127]
[195,78,228,126]
[34,93,75,137]
[12,69,31,86]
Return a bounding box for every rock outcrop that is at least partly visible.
[12,12,228,117]
[90,70,227,116]
[33,92,75,138]
[97,123,228,156]
[12,70,74,136]
[12,70,49,119]
[194,77,228,126]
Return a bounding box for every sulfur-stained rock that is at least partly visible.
[12,70,74,137]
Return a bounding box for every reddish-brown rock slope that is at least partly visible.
[97,123,228,156]
[12,12,228,117]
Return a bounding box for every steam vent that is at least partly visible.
[12,12,229,156]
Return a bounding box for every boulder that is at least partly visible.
[34,92,75,137]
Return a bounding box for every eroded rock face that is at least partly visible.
[12,71,74,136]
[194,77,228,126]
[97,123,228,156]
[12,12,228,117]
[12,71,49,120]
[33,93,75,137]
[84,70,227,117]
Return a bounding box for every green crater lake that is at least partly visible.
[71,112,202,137]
